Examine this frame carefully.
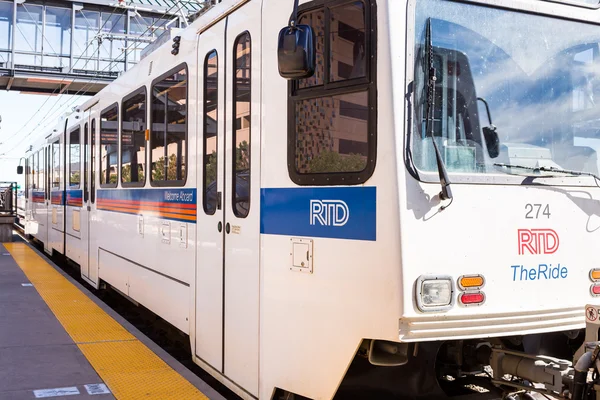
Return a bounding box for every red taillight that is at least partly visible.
[591,284,600,296]
[459,291,485,305]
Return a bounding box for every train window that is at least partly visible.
[203,50,218,215]
[52,140,61,189]
[32,154,36,190]
[121,87,147,186]
[69,128,81,188]
[150,65,187,186]
[298,9,324,89]
[100,104,119,187]
[232,32,251,218]
[25,158,29,199]
[91,119,96,203]
[84,122,88,202]
[39,149,45,192]
[36,151,40,189]
[289,0,376,185]
[27,156,32,194]
[329,2,367,82]
[46,147,50,199]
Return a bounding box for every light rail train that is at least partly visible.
[18,0,600,398]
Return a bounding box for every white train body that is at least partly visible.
[21,0,600,398]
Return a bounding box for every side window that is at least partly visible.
[100,104,119,187]
[32,154,37,190]
[232,33,251,218]
[121,88,147,186]
[52,140,60,189]
[91,119,96,203]
[69,128,81,188]
[203,50,218,215]
[290,0,376,185]
[46,147,50,199]
[40,149,45,192]
[25,158,29,198]
[27,156,32,192]
[150,65,187,185]
[84,123,88,202]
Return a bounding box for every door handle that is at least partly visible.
[218,222,222,232]
[225,223,230,234]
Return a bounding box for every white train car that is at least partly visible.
[20,0,600,398]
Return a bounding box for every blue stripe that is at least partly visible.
[260,187,376,241]
[66,189,83,199]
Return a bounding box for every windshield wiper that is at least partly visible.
[424,18,453,204]
[494,163,600,183]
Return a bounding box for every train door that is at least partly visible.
[85,109,99,285]
[195,3,261,395]
[195,20,226,372]
[44,144,51,254]
[80,116,91,280]
[49,134,64,253]
[224,4,261,395]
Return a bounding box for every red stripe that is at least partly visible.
[97,198,196,209]
[98,205,196,221]
[96,201,196,215]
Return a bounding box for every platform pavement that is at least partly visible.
[0,238,227,400]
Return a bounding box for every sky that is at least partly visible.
[0,91,84,186]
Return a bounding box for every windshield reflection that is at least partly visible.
[413,0,600,183]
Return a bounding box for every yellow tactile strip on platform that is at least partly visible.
[4,243,208,400]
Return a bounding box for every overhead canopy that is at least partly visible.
[0,0,209,95]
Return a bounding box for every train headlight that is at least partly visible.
[416,275,454,312]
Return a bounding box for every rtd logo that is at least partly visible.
[518,229,559,255]
[310,200,350,227]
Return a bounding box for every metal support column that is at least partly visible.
[125,9,131,71]
[11,0,16,70]
[70,3,76,72]
[41,4,45,67]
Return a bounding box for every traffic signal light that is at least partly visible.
[171,36,181,56]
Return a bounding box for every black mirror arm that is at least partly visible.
[289,0,300,28]
[477,97,495,129]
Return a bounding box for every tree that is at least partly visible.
[235,140,249,171]
[205,151,217,187]
[308,150,366,173]
[70,171,80,186]
[122,164,145,183]
[152,154,182,181]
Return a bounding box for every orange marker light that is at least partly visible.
[459,292,485,305]
[458,275,485,290]
[590,270,600,281]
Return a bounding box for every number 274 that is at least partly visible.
[525,204,551,219]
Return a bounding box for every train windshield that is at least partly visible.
[412,0,600,183]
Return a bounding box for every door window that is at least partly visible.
[232,32,251,218]
[203,50,218,215]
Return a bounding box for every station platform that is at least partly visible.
[0,239,225,400]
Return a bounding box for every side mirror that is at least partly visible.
[483,126,499,158]
[277,24,315,79]
[477,97,500,158]
[16,166,23,175]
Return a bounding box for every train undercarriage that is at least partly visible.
[328,308,600,400]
